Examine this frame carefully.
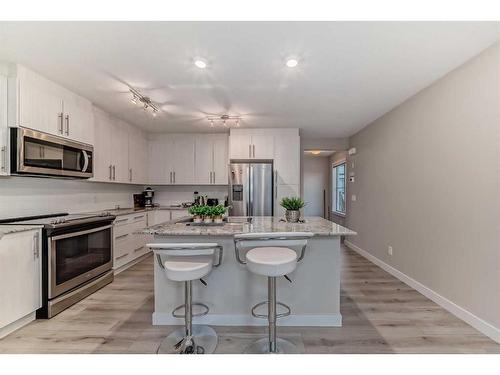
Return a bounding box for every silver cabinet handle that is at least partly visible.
[209,171,212,184]
[1,146,6,172]
[274,171,278,199]
[115,253,129,261]
[65,114,69,136]
[249,144,252,158]
[114,218,128,224]
[169,171,172,184]
[129,168,132,182]
[58,113,64,134]
[109,164,113,180]
[253,144,255,158]
[33,232,40,259]
[133,246,144,252]
[213,171,215,184]
[112,165,116,180]
[173,171,176,183]
[115,233,129,240]
[133,215,145,220]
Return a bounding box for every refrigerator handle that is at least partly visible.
[248,164,253,216]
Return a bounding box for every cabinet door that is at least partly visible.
[18,68,64,136]
[0,230,41,328]
[275,184,300,217]
[91,108,113,182]
[212,134,228,184]
[171,135,195,184]
[195,135,213,184]
[251,134,274,159]
[148,137,171,184]
[128,126,147,184]
[274,134,300,185]
[62,91,94,144]
[229,132,251,159]
[0,74,8,175]
[111,120,129,183]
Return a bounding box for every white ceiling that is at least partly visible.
[1,22,499,137]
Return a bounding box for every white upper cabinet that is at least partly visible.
[92,107,138,184]
[148,135,172,184]
[7,64,94,145]
[229,129,275,159]
[111,119,129,183]
[128,125,147,184]
[0,229,42,333]
[212,134,229,184]
[195,134,228,185]
[171,135,195,184]
[0,73,8,176]
[60,88,94,144]
[274,132,300,185]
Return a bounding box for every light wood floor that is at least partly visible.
[1,246,499,354]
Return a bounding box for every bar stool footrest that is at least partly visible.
[251,301,291,319]
[172,302,209,318]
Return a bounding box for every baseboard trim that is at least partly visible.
[153,312,342,327]
[0,312,36,339]
[114,251,152,275]
[344,240,500,344]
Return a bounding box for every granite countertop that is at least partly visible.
[0,225,43,240]
[140,216,357,237]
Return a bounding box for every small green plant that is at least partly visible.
[210,204,227,217]
[188,205,205,216]
[280,196,305,211]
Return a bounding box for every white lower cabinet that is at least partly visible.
[113,213,149,271]
[0,229,42,338]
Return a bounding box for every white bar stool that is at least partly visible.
[234,232,313,354]
[148,242,223,354]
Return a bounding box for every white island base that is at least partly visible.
[151,235,342,327]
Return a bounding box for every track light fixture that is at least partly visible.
[207,114,242,128]
[129,87,160,117]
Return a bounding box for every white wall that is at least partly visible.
[346,42,500,341]
[0,177,141,219]
[303,155,329,217]
[152,185,229,206]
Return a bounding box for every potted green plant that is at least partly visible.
[188,205,203,223]
[202,205,213,223]
[211,204,227,223]
[280,196,306,223]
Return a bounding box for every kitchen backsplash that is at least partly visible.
[152,185,229,206]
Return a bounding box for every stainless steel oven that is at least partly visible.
[48,224,113,299]
[0,212,115,318]
[10,127,93,178]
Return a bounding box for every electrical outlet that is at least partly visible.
[351,194,357,202]
[388,246,393,256]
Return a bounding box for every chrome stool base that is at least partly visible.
[244,337,300,354]
[157,325,218,354]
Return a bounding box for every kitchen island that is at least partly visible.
[141,216,356,327]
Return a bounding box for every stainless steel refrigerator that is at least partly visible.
[229,161,273,216]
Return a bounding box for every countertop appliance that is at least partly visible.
[229,161,273,216]
[10,127,93,179]
[0,212,115,318]
[143,187,154,208]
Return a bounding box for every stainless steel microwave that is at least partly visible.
[10,127,93,179]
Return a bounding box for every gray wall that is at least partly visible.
[346,43,500,333]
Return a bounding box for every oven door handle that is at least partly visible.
[81,150,89,173]
[50,224,113,241]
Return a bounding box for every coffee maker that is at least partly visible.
[143,187,154,208]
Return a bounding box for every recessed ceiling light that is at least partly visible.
[194,59,207,69]
[286,58,299,68]
[310,150,321,155]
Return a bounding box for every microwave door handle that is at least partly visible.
[81,150,89,172]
